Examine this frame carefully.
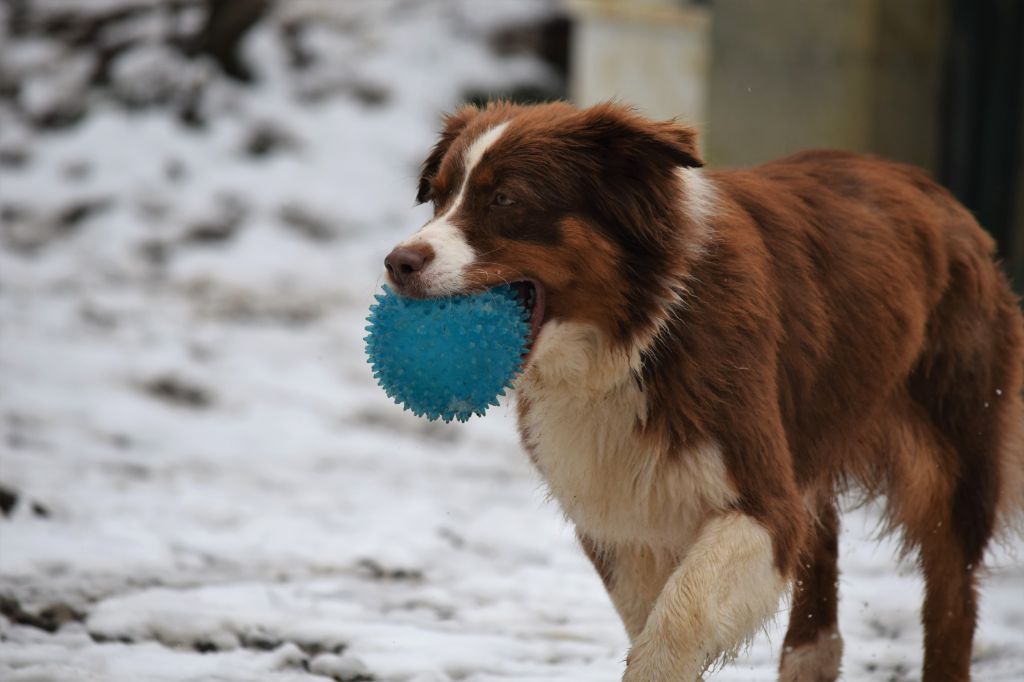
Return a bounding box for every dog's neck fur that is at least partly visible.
[514,321,736,550]
[519,167,715,394]
[511,166,734,549]
[514,272,736,551]
[519,320,641,393]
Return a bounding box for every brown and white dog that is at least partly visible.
[382,101,1024,681]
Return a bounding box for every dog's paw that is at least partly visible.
[622,639,705,682]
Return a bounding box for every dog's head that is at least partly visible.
[384,101,706,368]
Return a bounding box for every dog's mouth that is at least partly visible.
[509,279,546,356]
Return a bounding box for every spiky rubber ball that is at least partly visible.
[364,285,530,423]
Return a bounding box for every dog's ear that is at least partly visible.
[417,105,480,204]
[566,104,704,246]
[571,103,703,172]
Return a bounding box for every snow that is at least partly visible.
[1,2,1022,681]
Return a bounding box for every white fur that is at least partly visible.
[779,628,843,682]
[623,514,787,682]
[676,166,716,253]
[399,220,475,295]
[599,544,681,642]
[516,320,737,547]
[634,168,717,355]
[392,122,510,296]
[461,122,509,184]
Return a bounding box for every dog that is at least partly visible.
[382,101,1024,681]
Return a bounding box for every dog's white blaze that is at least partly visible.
[623,514,787,681]
[779,628,843,681]
[459,122,510,195]
[394,122,510,295]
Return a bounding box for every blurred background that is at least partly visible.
[1,2,1022,681]
[565,0,1024,288]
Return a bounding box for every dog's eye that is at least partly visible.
[492,192,514,207]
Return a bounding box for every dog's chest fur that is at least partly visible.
[515,322,737,548]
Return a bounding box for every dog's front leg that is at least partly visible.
[622,513,786,682]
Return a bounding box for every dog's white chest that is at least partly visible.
[518,375,735,547]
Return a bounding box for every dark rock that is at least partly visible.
[0,484,18,516]
[244,122,299,158]
[0,595,85,632]
[141,375,213,409]
[279,203,337,242]
[356,558,423,583]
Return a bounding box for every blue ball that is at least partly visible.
[364,285,531,423]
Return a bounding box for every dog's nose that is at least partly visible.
[385,245,432,287]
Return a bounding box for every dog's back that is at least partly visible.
[704,150,1024,534]
[704,150,1021,489]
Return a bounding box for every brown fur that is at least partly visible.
[388,101,1024,681]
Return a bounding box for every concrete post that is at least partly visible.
[565,0,712,127]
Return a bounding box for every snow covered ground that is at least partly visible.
[1,2,1022,680]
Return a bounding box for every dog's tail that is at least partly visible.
[995,393,1024,547]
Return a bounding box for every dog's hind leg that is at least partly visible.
[905,267,1024,681]
[918,514,984,681]
[906,396,1012,682]
[880,390,983,682]
[778,502,842,682]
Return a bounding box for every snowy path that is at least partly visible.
[2,280,1023,682]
